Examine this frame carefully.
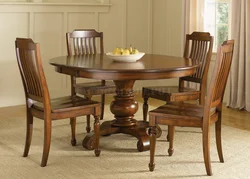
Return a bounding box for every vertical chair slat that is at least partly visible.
[77,38,82,55]
[89,37,93,54]
[87,38,91,54]
[93,37,97,53]
[73,38,78,55]
[81,38,86,54]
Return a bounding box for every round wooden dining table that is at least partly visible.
[50,53,200,152]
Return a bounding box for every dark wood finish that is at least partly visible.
[148,40,234,175]
[143,32,213,123]
[66,29,116,133]
[15,38,101,167]
[50,53,201,151]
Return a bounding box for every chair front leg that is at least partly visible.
[86,115,91,133]
[149,125,157,171]
[70,117,77,146]
[86,95,92,133]
[166,125,170,141]
[168,126,175,156]
[94,115,101,157]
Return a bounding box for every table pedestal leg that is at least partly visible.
[82,80,161,152]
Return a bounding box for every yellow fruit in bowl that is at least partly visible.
[129,45,133,54]
[122,48,130,55]
[113,47,121,55]
[113,50,121,55]
[113,47,118,53]
[132,48,139,54]
[112,45,140,55]
[119,48,124,54]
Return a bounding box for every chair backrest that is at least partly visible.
[204,40,234,124]
[181,32,213,84]
[15,38,50,105]
[66,29,104,55]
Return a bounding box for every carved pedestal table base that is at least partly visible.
[82,80,160,152]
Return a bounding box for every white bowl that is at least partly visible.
[106,52,145,62]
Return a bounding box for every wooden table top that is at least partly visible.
[50,54,200,80]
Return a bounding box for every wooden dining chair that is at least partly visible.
[66,29,116,133]
[142,32,213,122]
[148,40,234,176]
[15,38,101,167]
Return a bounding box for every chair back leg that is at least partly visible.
[143,97,149,122]
[101,94,105,120]
[41,118,52,167]
[215,111,224,162]
[23,110,33,157]
[202,126,212,175]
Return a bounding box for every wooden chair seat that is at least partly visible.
[75,81,116,96]
[149,103,216,127]
[142,86,201,102]
[32,96,99,114]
